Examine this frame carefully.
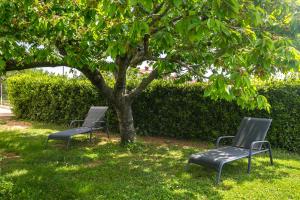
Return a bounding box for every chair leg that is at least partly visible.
[269,148,273,165]
[216,163,224,184]
[106,126,110,139]
[247,155,252,174]
[45,138,49,148]
[184,162,190,171]
[89,132,92,143]
[66,138,71,150]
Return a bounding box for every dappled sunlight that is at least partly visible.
[220,179,236,190]
[113,153,131,159]
[169,188,196,198]
[179,172,193,180]
[273,158,300,171]
[5,169,28,178]
[82,153,98,159]
[78,184,94,196]
[142,167,152,173]
[55,165,81,173]
[0,120,299,199]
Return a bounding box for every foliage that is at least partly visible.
[7,72,300,152]
[1,0,300,111]
[0,122,300,199]
[1,0,300,143]
[7,72,103,124]
[133,80,300,152]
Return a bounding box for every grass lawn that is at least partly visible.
[0,119,299,200]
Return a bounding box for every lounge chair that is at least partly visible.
[47,106,109,149]
[187,117,273,184]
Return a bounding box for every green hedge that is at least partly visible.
[7,72,300,152]
[7,72,105,124]
[133,81,300,152]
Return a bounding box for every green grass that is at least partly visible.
[0,122,299,200]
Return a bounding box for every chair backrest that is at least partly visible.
[82,106,108,128]
[232,117,272,149]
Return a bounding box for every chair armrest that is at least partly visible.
[250,140,271,150]
[216,136,235,148]
[70,120,84,127]
[249,140,271,155]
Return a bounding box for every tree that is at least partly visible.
[0,0,299,144]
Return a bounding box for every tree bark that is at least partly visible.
[115,100,136,144]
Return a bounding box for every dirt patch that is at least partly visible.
[91,132,119,145]
[95,132,209,149]
[6,120,31,128]
[0,118,209,149]
[0,117,31,129]
[1,152,21,160]
[138,135,210,149]
[84,160,103,168]
[0,116,11,121]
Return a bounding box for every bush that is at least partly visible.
[133,80,300,152]
[7,72,300,152]
[7,72,105,124]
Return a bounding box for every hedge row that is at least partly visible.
[7,72,300,152]
[7,72,105,124]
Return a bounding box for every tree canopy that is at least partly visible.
[0,0,299,142]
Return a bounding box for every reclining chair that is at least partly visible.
[47,106,109,149]
[187,117,273,184]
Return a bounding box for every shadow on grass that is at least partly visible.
[0,128,299,200]
[30,121,67,131]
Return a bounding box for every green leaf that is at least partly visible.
[173,0,183,8]
[175,19,187,35]
[139,0,153,12]
[0,59,6,69]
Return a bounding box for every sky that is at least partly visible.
[40,66,80,77]
[40,61,150,77]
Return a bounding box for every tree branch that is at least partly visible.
[150,15,183,35]
[143,34,150,56]
[4,60,64,71]
[129,50,151,67]
[144,2,165,22]
[5,59,114,101]
[146,56,209,79]
[51,42,114,100]
[128,68,159,100]
[149,4,171,27]
[137,3,151,15]
[150,10,209,35]
[114,55,131,97]
[79,67,114,101]
[152,3,165,14]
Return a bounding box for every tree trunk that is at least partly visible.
[115,101,136,144]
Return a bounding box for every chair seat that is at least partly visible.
[48,127,92,140]
[189,146,260,168]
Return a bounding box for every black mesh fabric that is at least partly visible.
[232,117,272,149]
[48,127,91,140]
[189,146,260,167]
[82,106,108,128]
[188,117,272,168]
[48,106,108,141]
